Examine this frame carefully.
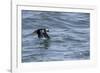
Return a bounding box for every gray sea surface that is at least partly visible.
[22,10,90,63]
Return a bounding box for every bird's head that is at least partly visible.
[46,28,49,32]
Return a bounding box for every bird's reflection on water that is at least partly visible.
[39,39,51,49]
[29,39,51,62]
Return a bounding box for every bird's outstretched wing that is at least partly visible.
[32,30,37,35]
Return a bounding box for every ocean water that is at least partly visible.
[22,10,90,63]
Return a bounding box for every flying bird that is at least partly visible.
[32,28,50,39]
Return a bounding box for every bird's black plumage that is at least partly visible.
[33,29,50,39]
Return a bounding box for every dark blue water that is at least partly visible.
[22,10,90,63]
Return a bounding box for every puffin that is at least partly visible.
[32,28,50,39]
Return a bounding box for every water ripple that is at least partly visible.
[22,10,90,62]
